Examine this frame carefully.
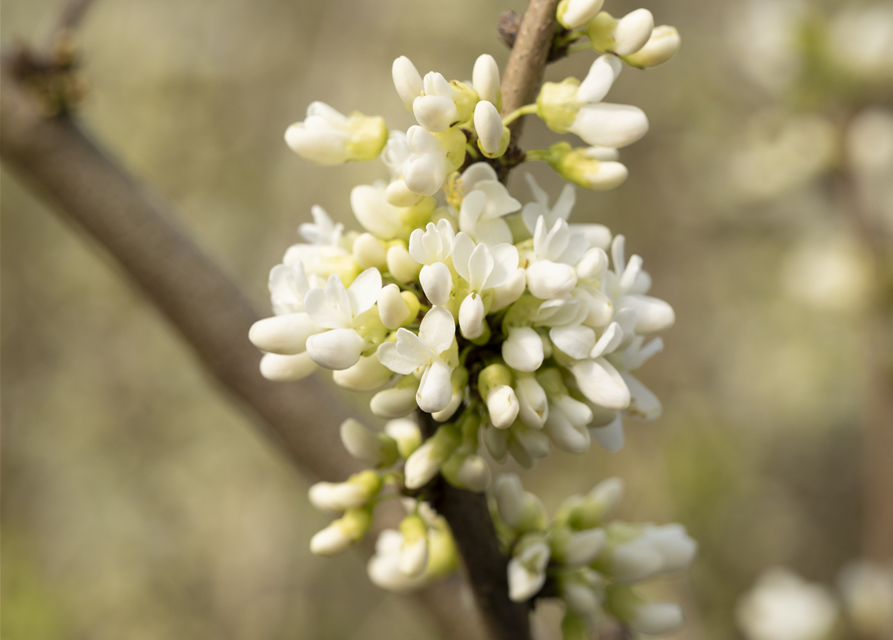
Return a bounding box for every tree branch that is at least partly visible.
[0,54,486,640]
[500,0,561,142]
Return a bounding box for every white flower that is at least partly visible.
[381,130,412,179]
[340,418,391,466]
[353,232,388,270]
[350,182,412,240]
[368,530,429,592]
[737,568,839,640]
[259,352,318,381]
[413,72,459,133]
[384,418,422,459]
[526,215,589,299]
[409,220,456,306]
[631,602,685,635]
[508,541,551,602]
[370,384,418,418]
[561,529,608,567]
[250,260,324,356]
[378,284,413,330]
[570,357,630,410]
[522,175,612,245]
[455,454,491,492]
[303,268,382,370]
[332,355,394,391]
[544,395,593,453]
[609,235,675,335]
[558,0,604,29]
[610,536,665,583]
[452,231,519,337]
[403,426,459,489]
[570,103,650,149]
[515,374,549,429]
[487,385,520,429]
[623,26,681,69]
[455,163,522,245]
[643,524,698,573]
[472,54,501,105]
[392,56,425,109]
[589,9,655,57]
[474,101,505,156]
[285,102,387,166]
[249,313,322,355]
[403,126,450,196]
[494,473,548,532]
[377,306,457,413]
[502,327,545,372]
[310,509,371,556]
[838,560,893,637]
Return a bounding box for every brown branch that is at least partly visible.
[500,0,561,142]
[0,54,486,640]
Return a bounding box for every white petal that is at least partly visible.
[348,268,382,317]
[549,325,597,360]
[419,263,453,307]
[571,358,631,409]
[590,414,625,452]
[451,232,475,283]
[458,190,487,235]
[249,313,322,355]
[377,342,421,375]
[392,56,424,109]
[413,95,459,133]
[589,322,623,358]
[459,293,486,340]
[487,385,520,429]
[527,260,578,299]
[484,243,520,290]
[632,603,684,635]
[613,9,655,56]
[306,328,367,370]
[473,218,514,247]
[419,306,456,355]
[350,184,406,239]
[417,360,454,413]
[472,54,501,104]
[621,373,662,420]
[561,0,604,28]
[618,294,675,334]
[491,268,527,312]
[395,329,435,365]
[371,385,418,418]
[570,104,649,149]
[502,327,545,372]
[544,406,591,453]
[259,352,318,381]
[468,242,496,292]
[333,355,394,391]
[474,100,504,155]
[577,54,622,104]
[284,125,350,166]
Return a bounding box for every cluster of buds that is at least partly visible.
[494,475,697,636]
[251,0,693,634]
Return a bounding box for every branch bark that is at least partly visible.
[0,54,486,640]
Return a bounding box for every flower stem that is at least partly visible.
[566,40,592,55]
[501,103,538,127]
[465,143,480,159]
[524,148,552,162]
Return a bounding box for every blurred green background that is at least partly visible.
[2,0,890,638]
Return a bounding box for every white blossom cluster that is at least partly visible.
[495,474,697,637]
[250,0,690,635]
[737,563,893,640]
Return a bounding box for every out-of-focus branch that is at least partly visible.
[0,54,487,640]
[500,0,561,141]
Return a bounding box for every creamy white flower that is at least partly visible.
[403,126,450,196]
[509,541,551,602]
[487,385,520,429]
[590,9,655,57]
[452,231,519,337]
[370,383,418,418]
[378,284,412,331]
[456,454,491,492]
[377,306,457,413]
[737,568,839,640]
[632,602,685,635]
[562,529,608,566]
[472,54,501,104]
[490,268,528,312]
[570,358,630,410]
[474,100,505,156]
[608,235,675,335]
[623,26,681,68]
[455,163,522,245]
[350,182,410,240]
[502,326,545,372]
[387,243,422,283]
[570,103,649,149]
[392,56,425,109]
[381,130,412,179]
[285,102,387,166]
[611,536,665,583]
[643,524,698,573]
[526,215,589,299]
[558,0,604,29]
[590,413,625,452]
[339,418,390,466]
[368,530,428,592]
[384,418,422,459]
[303,268,382,370]
[332,354,394,391]
[249,313,322,355]
[259,352,318,381]
[544,395,593,453]
[494,473,548,532]
[410,220,456,306]
[353,232,388,270]
[412,71,459,132]
[515,374,549,429]
[522,174,612,245]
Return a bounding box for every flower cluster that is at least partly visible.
[494,475,697,636]
[251,0,690,635]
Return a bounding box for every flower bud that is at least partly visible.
[569,104,649,149]
[474,101,508,157]
[353,232,388,270]
[419,263,453,306]
[378,284,413,330]
[459,292,486,339]
[472,54,501,106]
[557,528,608,566]
[527,260,578,299]
[413,95,459,133]
[487,385,520,429]
[515,374,549,429]
[384,418,423,459]
[645,524,698,573]
[559,477,624,529]
[562,580,601,614]
[508,539,551,602]
[399,514,429,577]
[371,383,419,419]
[588,10,655,57]
[502,326,545,372]
[490,268,527,312]
[392,56,424,109]
[416,360,455,414]
[340,419,398,467]
[610,537,664,583]
[308,470,381,512]
[617,295,675,334]
[570,358,630,410]
[537,78,584,134]
[557,0,604,29]
[249,313,321,355]
[333,355,394,391]
[622,26,681,69]
[285,102,387,166]
[310,507,372,556]
[544,406,591,453]
[403,126,450,196]
[385,179,423,207]
[404,426,460,489]
[631,602,684,635]
[306,328,367,370]
[547,142,629,190]
[259,352,318,381]
[494,473,548,532]
[578,54,622,104]
[387,243,422,283]
[456,454,491,492]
